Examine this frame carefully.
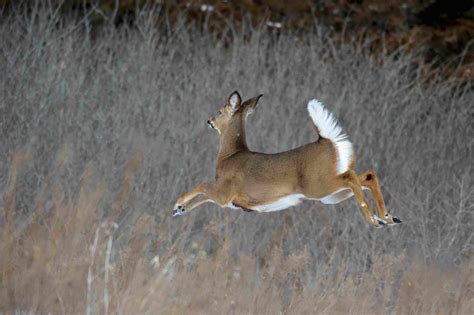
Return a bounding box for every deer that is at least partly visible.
[172,91,401,228]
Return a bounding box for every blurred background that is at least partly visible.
[1,0,473,81]
[0,1,473,314]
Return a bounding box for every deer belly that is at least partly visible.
[251,194,306,212]
[319,188,357,204]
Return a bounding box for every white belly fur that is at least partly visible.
[252,194,305,212]
[251,187,369,212]
[319,188,354,204]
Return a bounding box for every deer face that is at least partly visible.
[207,91,262,133]
[207,91,242,133]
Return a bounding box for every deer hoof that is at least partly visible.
[384,214,402,225]
[371,215,387,228]
[392,216,402,224]
[172,205,186,217]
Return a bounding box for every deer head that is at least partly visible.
[207,91,262,134]
[206,91,262,161]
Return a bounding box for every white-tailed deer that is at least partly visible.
[172,91,401,228]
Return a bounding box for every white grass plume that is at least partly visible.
[307,99,353,174]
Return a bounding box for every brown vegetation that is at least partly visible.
[2,0,472,82]
[0,4,472,313]
[1,150,473,314]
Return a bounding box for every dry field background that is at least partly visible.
[0,4,473,314]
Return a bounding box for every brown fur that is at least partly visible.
[174,91,400,227]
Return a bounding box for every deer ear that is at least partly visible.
[228,91,242,112]
[242,94,263,117]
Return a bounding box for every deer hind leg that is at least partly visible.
[339,170,387,228]
[359,170,402,225]
[172,182,233,216]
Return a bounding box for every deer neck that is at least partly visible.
[217,118,248,161]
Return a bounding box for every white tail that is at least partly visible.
[307,99,353,174]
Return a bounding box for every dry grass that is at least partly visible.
[1,151,473,314]
[0,4,473,314]
[0,145,472,314]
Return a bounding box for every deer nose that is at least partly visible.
[207,120,214,128]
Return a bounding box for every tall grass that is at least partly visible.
[0,4,473,314]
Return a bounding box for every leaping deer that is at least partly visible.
[172,91,401,228]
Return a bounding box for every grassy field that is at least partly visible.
[0,5,473,314]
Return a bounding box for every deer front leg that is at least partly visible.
[173,182,212,216]
[174,182,216,207]
[172,182,233,216]
[359,170,402,225]
[172,195,212,216]
[340,170,387,228]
